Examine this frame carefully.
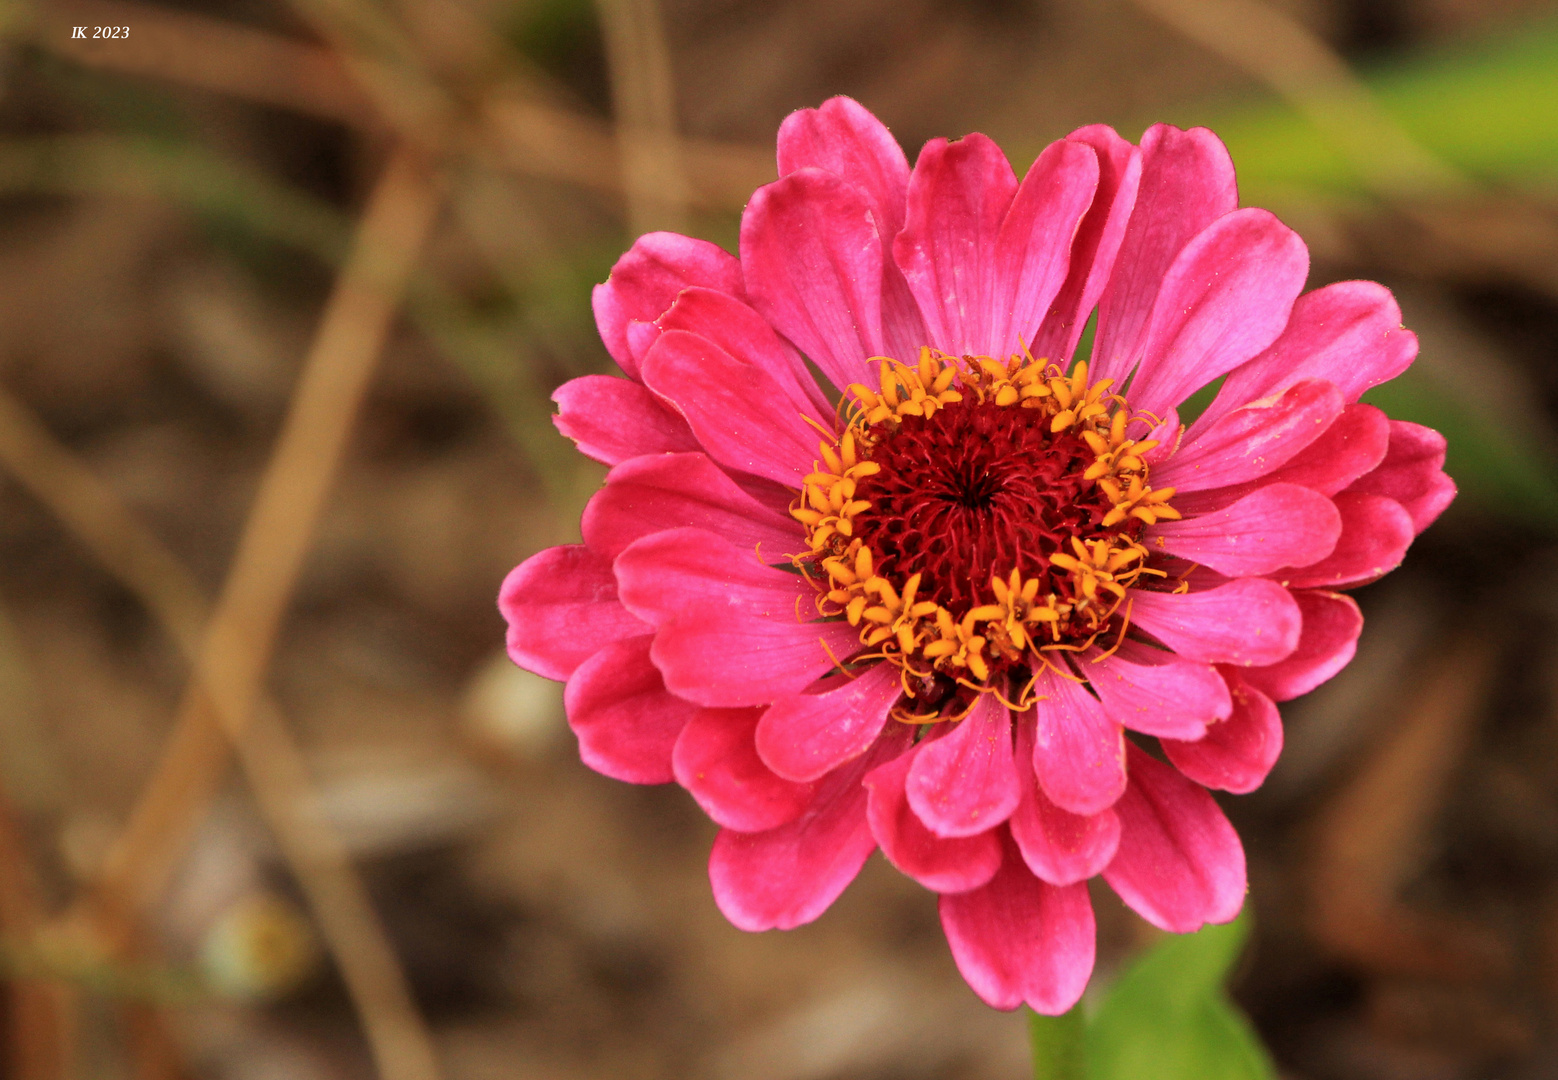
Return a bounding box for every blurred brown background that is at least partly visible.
[3,0,1558,1077]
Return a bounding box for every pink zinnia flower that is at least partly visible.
[500,98,1454,1013]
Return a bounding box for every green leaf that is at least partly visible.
[1029,1005,1086,1080]
[1085,914,1275,1080]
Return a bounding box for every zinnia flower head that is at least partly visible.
[500,98,1455,1013]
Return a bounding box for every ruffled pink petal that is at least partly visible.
[1103,744,1246,932]
[1241,589,1361,701]
[1010,716,1120,884]
[741,168,886,394]
[1029,667,1127,816]
[777,95,910,240]
[1121,209,1309,422]
[1153,379,1344,494]
[1279,491,1415,589]
[893,134,1018,357]
[614,527,860,707]
[864,744,1003,893]
[592,232,745,380]
[1163,671,1283,795]
[1030,126,1142,364]
[939,837,1096,1013]
[498,545,647,681]
[710,724,912,930]
[552,375,700,466]
[1173,402,1390,518]
[654,286,832,419]
[1083,640,1231,740]
[672,707,815,831]
[1132,578,1301,667]
[1196,280,1417,432]
[564,635,693,784]
[581,452,798,561]
[1091,125,1237,387]
[907,694,1021,838]
[1345,420,1456,533]
[653,612,861,709]
[1152,482,1341,576]
[640,329,824,488]
[983,139,1100,360]
[757,662,902,782]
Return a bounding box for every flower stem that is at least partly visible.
[1028,1004,1086,1080]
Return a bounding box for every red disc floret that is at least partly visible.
[851,398,1119,618]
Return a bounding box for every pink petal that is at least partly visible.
[498,545,647,681]
[1278,491,1415,589]
[939,836,1096,1013]
[1132,578,1301,667]
[774,100,927,362]
[1163,671,1283,794]
[1030,126,1142,365]
[552,375,700,466]
[757,661,903,782]
[1029,667,1127,816]
[1241,589,1361,701]
[592,232,745,380]
[564,635,693,784]
[581,452,798,561]
[864,744,1003,893]
[741,168,887,394]
[1153,379,1344,494]
[654,286,832,419]
[1173,402,1390,517]
[614,527,859,707]
[984,139,1100,359]
[654,612,861,709]
[1083,641,1232,740]
[710,724,912,930]
[673,707,815,831]
[777,96,910,240]
[1346,420,1456,533]
[1152,482,1341,576]
[1103,744,1246,932]
[893,134,1018,357]
[640,329,823,488]
[1010,716,1121,884]
[1091,125,1237,387]
[1196,280,1417,432]
[1122,208,1310,422]
[907,694,1022,838]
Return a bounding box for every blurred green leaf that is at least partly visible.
[1030,1005,1086,1080]
[1363,367,1558,527]
[1172,18,1558,200]
[1084,914,1274,1080]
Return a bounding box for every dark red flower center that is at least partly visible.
[851,399,1118,618]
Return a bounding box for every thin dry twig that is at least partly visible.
[38,0,772,209]
[0,785,71,1080]
[1309,632,1508,981]
[1129,0,1464,197]
[0,151,444,1080]
[594,0,691,235]
[0,386,441,1080]
[47,0,377,126]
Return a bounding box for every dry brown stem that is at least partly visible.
[0,150,444,1080]
[38,0,772,209]
[594,0,690,235]
[1309,632,1508,981]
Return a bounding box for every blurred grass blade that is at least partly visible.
[1085,914,1274,1080]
